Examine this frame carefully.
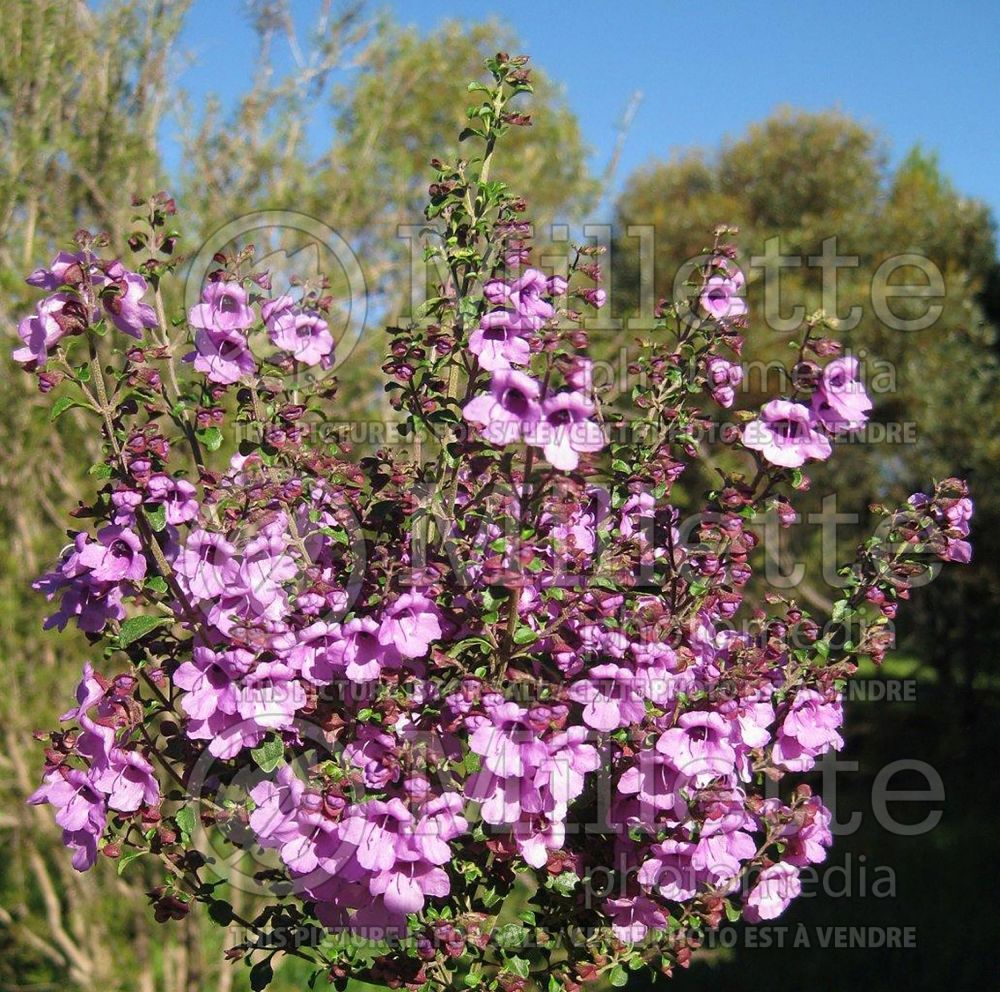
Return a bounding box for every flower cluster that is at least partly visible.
[29,664,160,870]
[19,60,972,992]
[186,280,335,384]
[742,355,873,468]
[14,250,155,368]
[463,366,605,471]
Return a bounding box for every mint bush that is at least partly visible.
[17,54,971,991]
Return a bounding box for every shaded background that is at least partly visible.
[1,1,997,989]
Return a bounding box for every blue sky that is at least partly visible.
[166,0,1000,219]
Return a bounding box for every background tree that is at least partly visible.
[612,109,1000,704]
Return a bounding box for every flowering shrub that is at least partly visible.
[18,54,972,991]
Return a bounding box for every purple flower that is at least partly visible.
[59,663,111,723]
[236,661,306,734]
[189,281,254,333]
[279,621,343,685]
[147,474,199,525]
[638,839,700,901]
[771,689,843,771]
[463,698,587,840]
[80,724,160,813]
[370,858,451,916]
[944,496,974,535]
[656,711,737,784]
[468,699,545,778]
[690,790,757,882]
[744,862,801,921]
[26,251,88,290]
[526,391,605,471]
[77,526,146,582]
[334,617,401,683]
[98,261,157,339]
[565,356,594,394]
[378,592,442,659]
[268,309,334,367]
[781,797,833,866]
[28,768,107,871]
[742,400,832,468]
[463,370,542,445]
[249,765,305,848]
[483,280,510,305]
[725,696,775,780]
[238,530,297,611]
[407,791,468,865]
[174,646,251,725]
[706,356,744,408]
[604,895,668,942]
[579,288,606,309]
[189,326,257,384]
[616,750,689,822]
[700,271,747,321]
[344,726,401,789]
[316,793,464,920]
[512,813,565,868]
[111,488,143,526]
[40,580,125,634]
[543,727,600,810]
[261,293,295,325]
[569,664,667,732]
[12,294,83,366]
[174,529,237,601]
[811,357,872,431]
[508,268,555,320]
[468,311,532,370]
[178,649,303,760]
[34,534,129,633]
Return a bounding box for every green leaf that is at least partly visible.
[479,885,502,909]
[145,576,168,596]
[175,805,198,844]
[512,626,538,646]
[118,615,168,647]
[448,636,494,657]
[609,965,628,987]
[550,871,579,896]
[117,848,146,875]
[251,737,284,773]
[494,923,528,949]
[145,503,167,532]
[50,395,84,421]
[197,426,224,451]
[505,956,531,979]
